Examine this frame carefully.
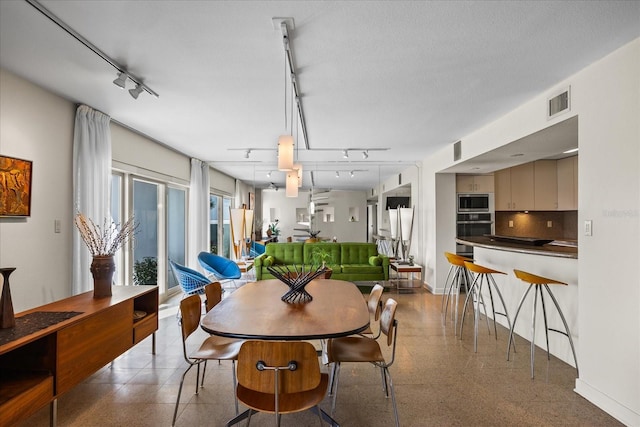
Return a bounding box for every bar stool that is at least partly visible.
[507,269,579,378]
[460,261,513,353]
[442,252,474,335]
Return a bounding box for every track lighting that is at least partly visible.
[350,171,355,178]
[266,171,271,178]
[362,150,369,159]
[113,72,128,89]
[336,171,340,178]
[129,84,143,99]
[342,150,349,159]
[244,149,251,159]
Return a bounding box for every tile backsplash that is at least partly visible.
[494,211,577,240]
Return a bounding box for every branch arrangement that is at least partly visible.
[267,264,328,304]
[75,212,139,256]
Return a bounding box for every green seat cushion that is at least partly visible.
[341,264,383,275]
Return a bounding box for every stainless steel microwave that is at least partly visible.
[457,193,491,212]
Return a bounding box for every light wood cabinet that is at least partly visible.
[0,286,158,426]
[557,155,578,210]
[456,174,495,193]
[495,163,534,211]
[534,160,558,210]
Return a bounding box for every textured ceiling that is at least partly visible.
[1,1,638,191]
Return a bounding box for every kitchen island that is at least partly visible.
[456,236,578,370]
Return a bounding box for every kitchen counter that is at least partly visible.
[456,235,578,259]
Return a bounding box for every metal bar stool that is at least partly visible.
[460,261,513,352]
[507,269,579,378]
[442,252,474,335]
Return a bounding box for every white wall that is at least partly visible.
[0,68,242,312]
[0,68,75,311]
[420,39,640,425]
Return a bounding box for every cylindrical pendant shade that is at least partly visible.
[286,171,298,197]
[278,135,294,171]
[388,208,398,239]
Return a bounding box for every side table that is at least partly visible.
[390,262,423,289]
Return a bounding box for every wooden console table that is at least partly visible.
[0,285,158,426]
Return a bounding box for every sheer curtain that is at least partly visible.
[72,105,112,295]
[188,158,210,268]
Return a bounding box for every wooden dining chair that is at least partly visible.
[204,281,222,313]
[225,340,339,427]
[172,294,243,426]
[326,298,400,427]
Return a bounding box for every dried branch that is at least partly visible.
[75,212,139,256]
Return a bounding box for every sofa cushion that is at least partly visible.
[369,255,382,266]
[303,242,341,266]
[340,243,379,264]
[265,242,304,265]
[263,256,274,267]
[341,264,383,275]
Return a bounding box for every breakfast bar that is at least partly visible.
[455,236,578,368]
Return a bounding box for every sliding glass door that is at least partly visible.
[209,194,232,258]
[167,186,186,291]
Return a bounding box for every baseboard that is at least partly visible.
[575,379,639,426]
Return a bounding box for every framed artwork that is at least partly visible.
[248,191,255,210]
[0,155,33,217]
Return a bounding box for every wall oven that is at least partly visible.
[457,193,491,212]
[456,212,493,257]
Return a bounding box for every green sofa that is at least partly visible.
[254,242,390,282]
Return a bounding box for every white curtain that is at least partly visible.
[188,158,210,268]
[72,105,112,295]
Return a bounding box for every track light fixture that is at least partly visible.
[336,171,340,178]
[362,150,369,159]
[113,72,128,89]
[350,171,355,178]
[244,149,251,159]
[342,150,349,159]
[266,171,271,178]
[129,83,144,99]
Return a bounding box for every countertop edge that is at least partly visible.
[456,237,578,259]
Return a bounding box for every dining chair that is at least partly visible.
[326,298,400,427]
[172,294,243,426]
[225,340,339,427]
[204,281,222,313]
[198,252,242,290]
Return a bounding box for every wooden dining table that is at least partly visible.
[201,279,370,340]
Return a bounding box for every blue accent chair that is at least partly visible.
[249,241,266,258]
[169,260,209,296]
[198,252,242,289]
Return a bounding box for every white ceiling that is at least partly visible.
[1,1,638,191]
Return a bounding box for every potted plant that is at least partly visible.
[133,256,158,285]
[267,220,280,241]
[311,246,335,278]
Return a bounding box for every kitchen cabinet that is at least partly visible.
[495,163,534,211]
[557,155,578,210]
[456,174,494,193]
[534,160,558,210]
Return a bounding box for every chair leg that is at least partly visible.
[538,286,551,360]
[507,284,534,361]
[380,365,389,397]
[172,364,195,426]
[231,360,239,415]
[385,367,400,427]
[330,362,341,416]
[543,284,580,376]
[200,360,207,388]
[530,286,539,379]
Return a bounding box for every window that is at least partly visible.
[132,179,159,287]
[209,194,232,257]
[167,186,187,291]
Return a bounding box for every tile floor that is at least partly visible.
[25,283,623,426]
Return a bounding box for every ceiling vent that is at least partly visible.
[453,140,462,162]
[548,86,571,119]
